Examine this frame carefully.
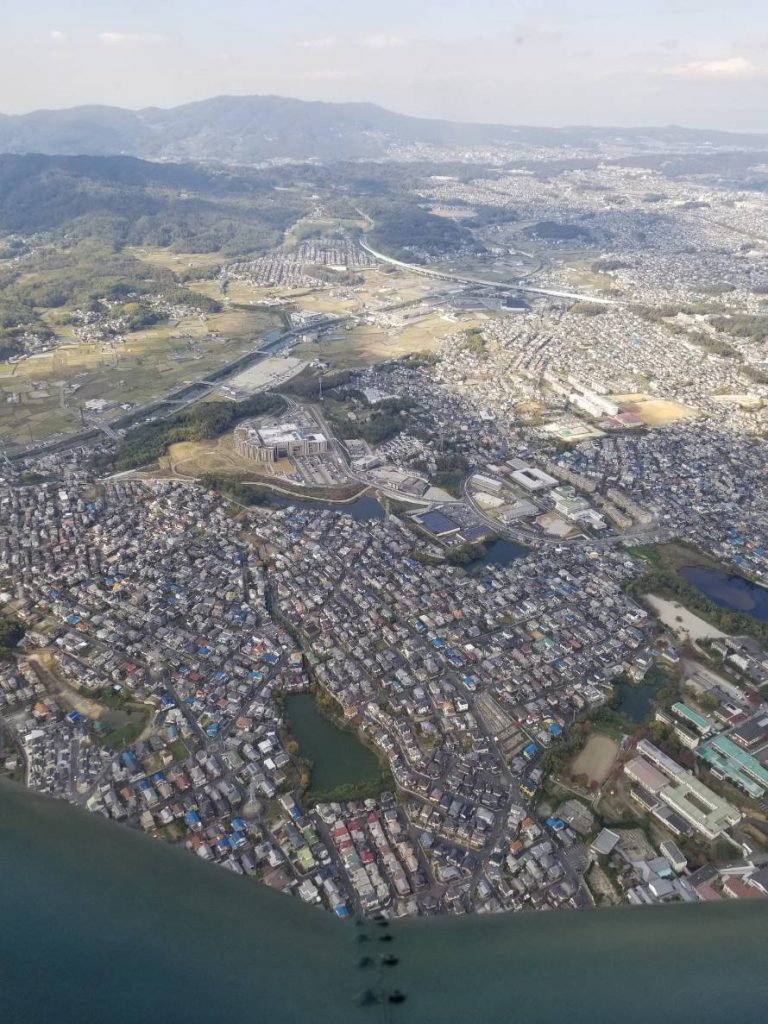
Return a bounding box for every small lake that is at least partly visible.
[267,494,385,520]
[614,670,668,724]
[679,566,768,621]
[284,693,382,795]
[472,537,529,568]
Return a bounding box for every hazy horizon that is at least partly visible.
[1,0,767,132]
[1,90,768,136]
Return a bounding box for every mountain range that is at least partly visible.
[2,95,768,164]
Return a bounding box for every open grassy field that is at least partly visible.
[284,215,367,247]
[628,540,721,574]
[129,247,225,273]
[161,434,312,485]
[162,434,263,479]
[206,268,440,318]
[155,435,367,502]
[0,307,278,449]
[294,311,478,369]
[558,259,624,296]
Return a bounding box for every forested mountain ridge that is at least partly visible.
[0,153,304,252]
[2,94,768,163]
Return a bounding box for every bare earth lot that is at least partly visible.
[571,735,620,786]
[612,393,698,426]
[644,593,726,641]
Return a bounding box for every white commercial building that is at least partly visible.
[234,421,328,462]
[510,466,559,492]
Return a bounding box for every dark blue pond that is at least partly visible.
[679,566,768,621]
[615,670,668,723]
[471,537,529,568]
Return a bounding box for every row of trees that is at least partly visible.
[0,616,24,660]
[106,391,284,471]
[198,475,279,508]
[303,772,395,807]
[710,314,768,344]
[570,301,608,317]
[280,368,354,400]
[527,220,593,241]
[430,452,471,498]
[462,327,487,355]
[325,394,420,446]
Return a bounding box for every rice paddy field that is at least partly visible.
[0,306,277,450]
[294,312,479,369]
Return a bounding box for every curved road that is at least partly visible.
[360,240,621,307]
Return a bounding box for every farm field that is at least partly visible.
[294,311,479,368]
[0,307,278,450]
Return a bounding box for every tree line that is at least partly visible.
[0,616,24,660]
[101,392,284,472]
[627,564,768,646]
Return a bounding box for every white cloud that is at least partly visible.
[299,37,337,50]
[360,34,410,49]
[513,21,566,45]
[49,30,69,44]
[98,31,164,47]
[666,56,760,78]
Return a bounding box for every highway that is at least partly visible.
[360,240,622,307]
[9,286,447,465]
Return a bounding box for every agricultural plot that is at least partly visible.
[0,307,278,449]
[294,312,479,369]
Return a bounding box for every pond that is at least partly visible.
[266,494,385,521]
[471,537,529,569]
[284,693,383,796]
[614,669,669,724]
[678,565,768,622]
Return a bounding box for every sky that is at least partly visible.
[1,0,767,130]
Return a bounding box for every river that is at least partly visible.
[284,693,382,794]
[679,565,768,621]
[1,780,767,1023]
